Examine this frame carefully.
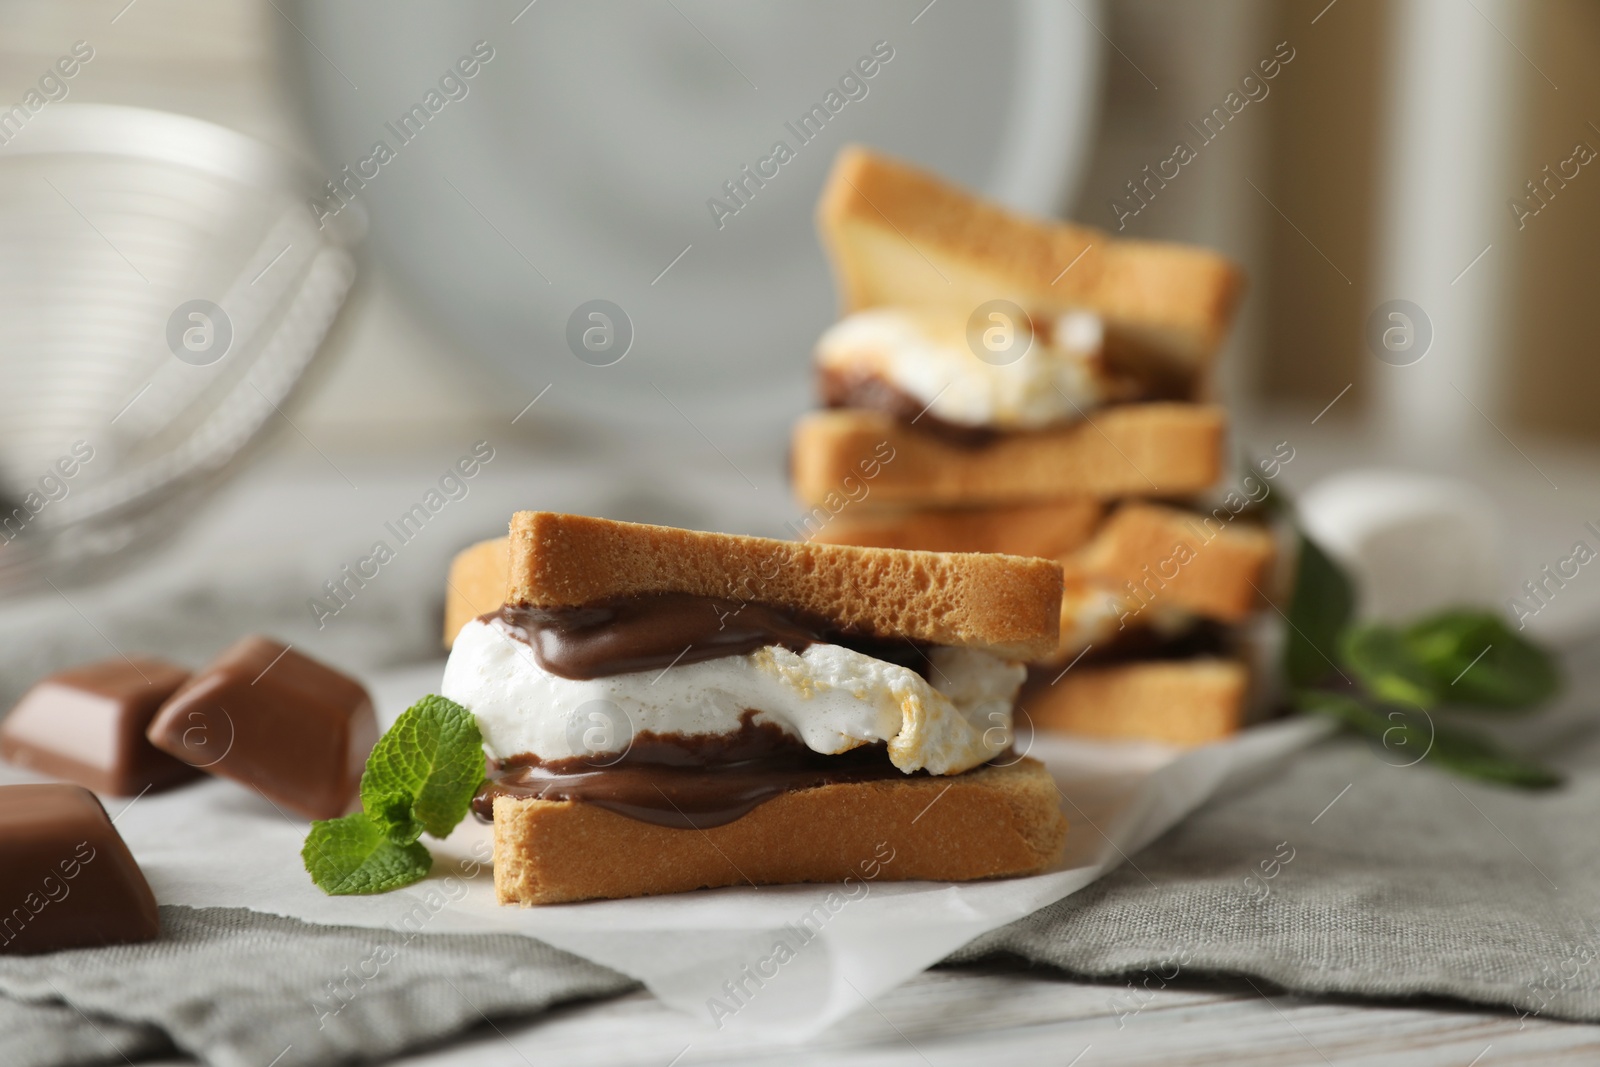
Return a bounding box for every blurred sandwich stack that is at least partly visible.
[789,147,1277,746]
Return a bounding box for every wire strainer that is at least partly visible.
[0,105,359,591]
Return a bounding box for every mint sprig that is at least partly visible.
[360,694,486,839]
[1339,613,1559,713]
[1284,531,1355,688]
[303,813,434,895]
[1401,611,1559,710]
[1296,690,1561,790]
[302,695,485,895]
[1339,624,1439,708]
[1281,524,1563,789]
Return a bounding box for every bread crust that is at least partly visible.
[506,512,1062,661]
[809,500,1274,629]
[443,536,509,649]
[491,757,1067,905]
[1069,503,1275,624]
[818,146,1245,372]
[791,405,1226,507]
[1022,659,1248,746]
[810,499,1104,560]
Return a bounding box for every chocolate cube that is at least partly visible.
[1,657,198,796]
[146,637,377,820]
[0,784,160,954]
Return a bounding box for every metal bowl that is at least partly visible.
[0,104,360,591]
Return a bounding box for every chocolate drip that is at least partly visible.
[472,710,917,829]
[484,592,933,681]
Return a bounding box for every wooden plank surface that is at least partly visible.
[370,965,1600,1067]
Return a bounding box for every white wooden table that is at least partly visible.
[129,964,1600,1066]
[389,966,1600,1067]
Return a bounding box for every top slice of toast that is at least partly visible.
[507,512,1062,661]
[818,146,1244,376]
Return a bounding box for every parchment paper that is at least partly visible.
[0,662,1330,1039]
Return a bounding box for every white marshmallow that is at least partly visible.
[441,619,1024,776]
[816,307,1109,431]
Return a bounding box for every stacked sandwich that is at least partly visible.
[441,512,1069,904]
[789,147,1277,746]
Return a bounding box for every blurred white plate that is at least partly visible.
[288,0,1101,431]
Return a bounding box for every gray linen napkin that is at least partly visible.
[951,729,1600,1024]
[0,906,636,1067]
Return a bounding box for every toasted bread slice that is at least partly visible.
[811,501,1273,627]
[791,405,1225,507]
[492,757,1066,905]
[808,499,1104,559]
[1022,659,1248,746]
[1069,503,1275,624]
[504,512,1062,661]
[444,508,1096,651]
[442,536,509,649]
[818,146,1244,377]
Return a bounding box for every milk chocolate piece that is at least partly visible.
[1,658,199,796]
[0,784,160,954]
[145,637,377,820]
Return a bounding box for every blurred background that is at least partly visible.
[2,0,1598,694]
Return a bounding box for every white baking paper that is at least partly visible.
[0,662,1331,1039]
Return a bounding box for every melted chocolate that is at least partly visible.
[1078,618,1233,668]
[485,593,932,681]
[817,358,1191,450]
[472,711,917,829]
[818,367,999,447]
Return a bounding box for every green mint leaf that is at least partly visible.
[302,812,432,895]
[1284,532,1355,687]
[1427,718,1563,789]
[368,792,423,846]
[1295,690,1562,790]
[303,695,484,897]
[360,694,485,840]
[1402,610,1561,711]
[1295,689,1434,764]
[1340,623,1440,709]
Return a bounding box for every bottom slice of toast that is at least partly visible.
[1022,659,1249,746]
[492,758,1067,905]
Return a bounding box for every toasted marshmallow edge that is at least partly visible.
[1057,581,1204,661]
[816,307,1108,431]
[441,619,1024,776]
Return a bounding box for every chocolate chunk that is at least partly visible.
[1,657,199,796]
[145,637,377,821]
[0,784,160,954]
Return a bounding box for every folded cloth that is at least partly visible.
[0,906,636,1067]
[0,994,168,1067]
[950,728,1600,1024]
